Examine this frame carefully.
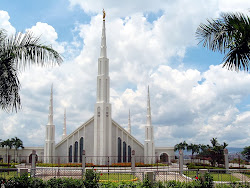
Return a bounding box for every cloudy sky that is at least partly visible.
[0,0,250,149]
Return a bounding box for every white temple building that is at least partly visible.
[0,12,174,165]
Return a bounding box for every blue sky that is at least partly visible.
[0,0,250,148]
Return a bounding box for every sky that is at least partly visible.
[0,0,250,149]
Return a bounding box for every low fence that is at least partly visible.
[1,166,250,186]
[33,168,250,186]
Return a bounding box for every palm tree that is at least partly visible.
[187,143,200,162]
[196,12,250,71]
[0,29,63,112]
[11,137,24,163]
[1,139,13,163]
[174,141,188,152]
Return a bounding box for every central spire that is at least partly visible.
[96,9,110,103]
[94,10,112,162]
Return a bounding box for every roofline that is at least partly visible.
[112,119,144,149]
[56,116,94,148]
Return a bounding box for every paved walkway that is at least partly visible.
[232,173,250,182]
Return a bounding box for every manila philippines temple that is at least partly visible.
[0,12,174,165]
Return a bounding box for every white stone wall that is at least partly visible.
[112,120,144,163]
[155,147,175,163]
[0,147,44,163]
[55,117,94,164]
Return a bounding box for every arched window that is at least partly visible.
[118,137,121,163]
[128,145,131,162]
[74,141,78,163]
[69,145,72,163]
[80,137,84,162]
[123,141,127,162]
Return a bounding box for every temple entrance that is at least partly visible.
[29,154,38,163]
[160,153,169,163]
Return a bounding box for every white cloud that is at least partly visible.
[1,1,250,149]
[26,22,66,54]
[0,10,16,34]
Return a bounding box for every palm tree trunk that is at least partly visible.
[14,149,16,163]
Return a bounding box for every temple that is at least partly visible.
[0,11,174,165]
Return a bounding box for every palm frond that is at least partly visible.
[0,29,63,112]
[4,31,63,69]
[196,12,250,71]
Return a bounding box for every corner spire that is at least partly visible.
[48,84,53,125]
[128,109,131,134]
[62,108,67,139]
[147,86,152,126]
[100,9,107,58]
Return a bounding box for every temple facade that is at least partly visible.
[0,13,174,165]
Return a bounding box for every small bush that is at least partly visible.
[83,168,100,188]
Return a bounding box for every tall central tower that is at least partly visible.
[44,85,55,163]
[93,10,112,163]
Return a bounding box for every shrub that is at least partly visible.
[46,177,83,188]
[83,168,100,188]
[199,172,213,188]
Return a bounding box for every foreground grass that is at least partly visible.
[0,171,18,179]
[99,173,138,182]
[184,171,240,181]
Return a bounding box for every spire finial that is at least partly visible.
[62,108,67,139]
[147,85,152,126]
[103,9,106,21]
[48,84,53,125]
[100,9,107,58]
[128,109,131,134]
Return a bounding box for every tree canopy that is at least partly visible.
[196,12,250,71]
[0,29,63,112]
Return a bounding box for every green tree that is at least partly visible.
[11,137,24,163]
[174,141,188,152]
[0,29,63,112]
[1,139,13,163]
[241,146,250,161]
[198,138,228,166]
[196,12,250,71]
[187,143,200,162]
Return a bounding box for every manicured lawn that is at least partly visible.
[0,171,18,179]
[184,171,240,182]
[99,173,138,182]
[210,173,239,181]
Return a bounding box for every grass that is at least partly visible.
[210,173,239,181]
[99,173,138,182]
[0,171,18,179]
[184,171,240,182]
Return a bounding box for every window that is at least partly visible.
[123,141,127,162]
[80,137,84,162]
[74,141,78,163]
[128,145,131,162]
[118,137,121,163]
[69,145,72,163]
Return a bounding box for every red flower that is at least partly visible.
[94,169,96,171]
[100,173,103,176]
[195,176,198,180]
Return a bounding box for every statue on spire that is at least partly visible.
[103,9,106,21]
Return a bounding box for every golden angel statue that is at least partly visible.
[103,9,106,21]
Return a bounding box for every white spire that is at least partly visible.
[100,9,107,58]
[144,85,155,164]
[146,85,152,126]
[62,108,67,139]
[128,109,131,134]
[48,84,53,125]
